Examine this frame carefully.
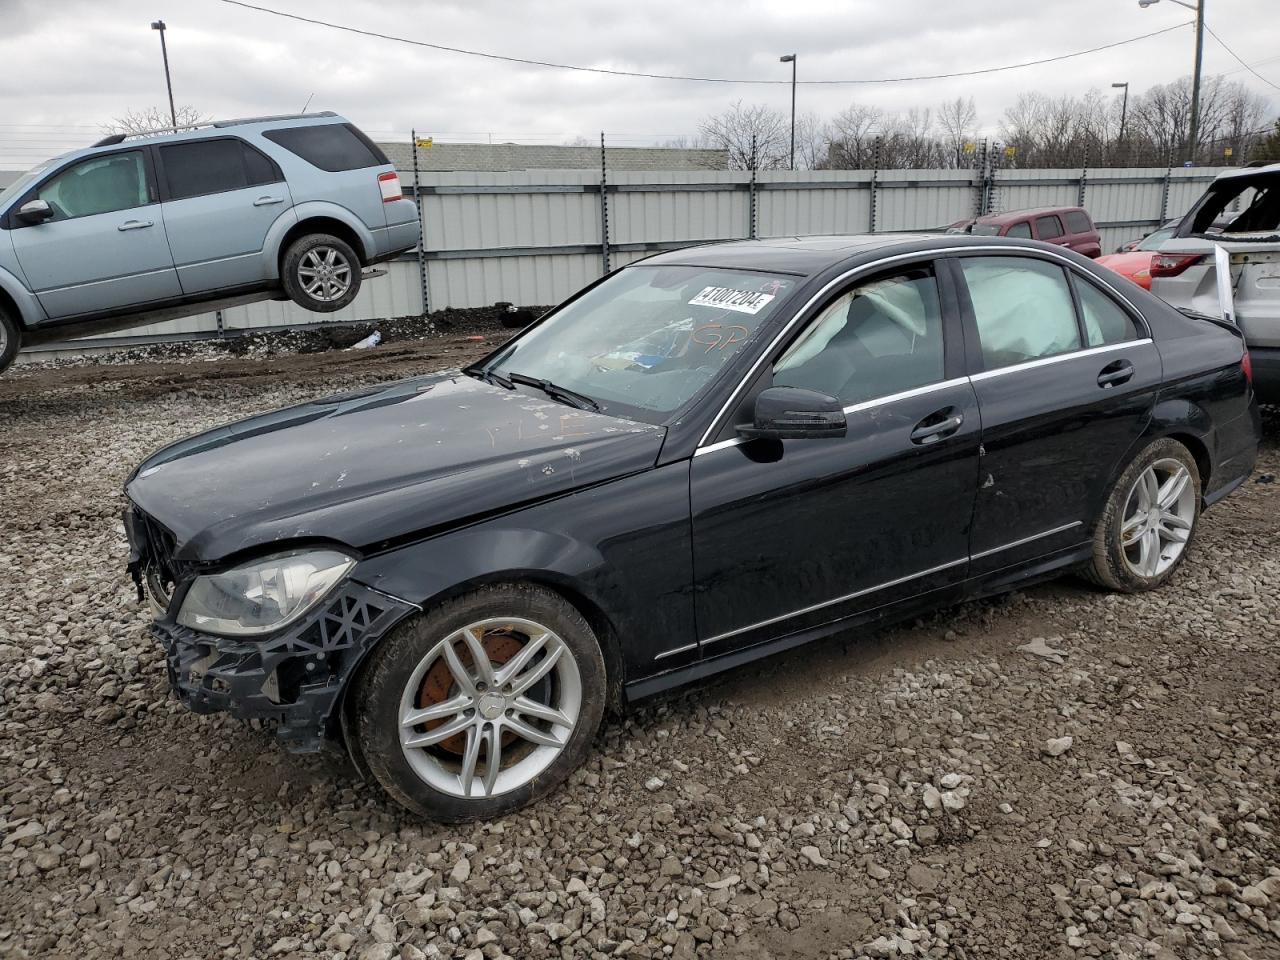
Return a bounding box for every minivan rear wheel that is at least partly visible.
[0,306,19,375]
[281,234,362,312]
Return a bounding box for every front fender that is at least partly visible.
[261,201,377,279]
[0,261,45,328]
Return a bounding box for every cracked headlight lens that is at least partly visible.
[177,549,355,636]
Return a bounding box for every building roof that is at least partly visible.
[378,140,728,173]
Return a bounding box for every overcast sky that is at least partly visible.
[1,0,1277,167]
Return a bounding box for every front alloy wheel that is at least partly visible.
[352,585,606,821]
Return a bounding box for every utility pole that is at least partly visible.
[1138,0,1205,163]
[1112,81,1130,146]
[780,54,796,170]
[151,20,178,132]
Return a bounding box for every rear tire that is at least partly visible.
[281,234,362,312]
[353,584,607,821]
[0,306,19,375]
[1085,438,1201,593]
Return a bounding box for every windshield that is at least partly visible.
[483,265,797,422]
[970,224,1002,236]
[0,159,57,212]
[1135,227,1174,251]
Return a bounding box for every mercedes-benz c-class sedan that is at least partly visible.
[123,234,1260,820]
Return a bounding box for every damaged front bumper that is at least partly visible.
[153,580,416,752]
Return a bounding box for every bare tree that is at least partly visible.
[698,101,790,170]
[104,105,207,136]
[825,103,884,168]
[937,96,978,167]
[792,112,828,171]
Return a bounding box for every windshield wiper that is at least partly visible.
[466,367,514,390]
[508,372,602,412]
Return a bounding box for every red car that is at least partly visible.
[1095,225,1178,290]
[968,206,1102,258]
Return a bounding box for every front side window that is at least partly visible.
[484,265,796,421]
[1004,221,1032,239]
[1074,276,1141,347]
[1035,215,1065,240]
[36,152,149,221]
[774,266,944,405]
[959,256,1081,370]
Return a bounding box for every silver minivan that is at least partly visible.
[0,112,420,372]
[1150,162,1280,401]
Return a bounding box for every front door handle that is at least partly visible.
[910,408,964,445]
[1097,359,1135,388]
[253,196,285,206]
[117,219,154,231]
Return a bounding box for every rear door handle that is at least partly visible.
[253,196,285,206]
[910,408,964,445]
[1097,359,1135,388]
[117,220,154,231]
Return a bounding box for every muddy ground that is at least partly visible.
[0,334,1277,960]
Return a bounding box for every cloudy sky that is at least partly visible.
[1,0,1277,167]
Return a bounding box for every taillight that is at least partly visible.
[1242,349,1253,385]
[377,171,402,202]
[1149,253,1207,278]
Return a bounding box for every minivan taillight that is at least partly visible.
[1149,253,1207,278]
[377,171,402,202]
[1242,349,1253,385]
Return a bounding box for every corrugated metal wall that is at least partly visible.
[41,163,1229,351]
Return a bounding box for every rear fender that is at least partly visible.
[261,201,376,279]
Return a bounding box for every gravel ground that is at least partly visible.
[1,340,1278,960]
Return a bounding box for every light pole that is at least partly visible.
[1112,81,1130,146]
[151,19,178,132]
[1138,0,1205,163]
[780,54,796,170]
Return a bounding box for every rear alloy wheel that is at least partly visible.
[1086,438,1201,592]
[281,233,362,312]
[352,585,606,821]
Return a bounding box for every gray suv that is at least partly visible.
[0,112,420,372]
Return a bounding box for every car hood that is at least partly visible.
[126,371,665,565]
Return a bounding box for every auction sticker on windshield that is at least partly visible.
[689,286,776,315]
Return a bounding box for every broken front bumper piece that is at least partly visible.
[154,581,415,753]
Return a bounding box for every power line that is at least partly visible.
[1203,22,1280,93]
[217,0,1191,86]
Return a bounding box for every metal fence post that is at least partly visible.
[1160,151,1174,222]
[869,137,881,233]
[599,132,611,274]
[748,133,758,240]
[410,129,430,315]
[1077,145,1089,209]
[973,138,987,219]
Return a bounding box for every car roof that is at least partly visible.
[1212,161,1280,183]
[637,233,1067,276]
[975,206,1086,225]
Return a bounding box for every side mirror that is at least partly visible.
[17,199,53,225]
[737,386,847,441]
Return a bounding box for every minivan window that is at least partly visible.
[36,151,149,221]
[1065,210,1093,234]
[160,139,280,201]
[263,123,389,172]
[959,256,1081,370]
[1035,215,1065,239]
[1004,221,1032,239]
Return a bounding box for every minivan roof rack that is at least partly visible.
[90,111,336,149]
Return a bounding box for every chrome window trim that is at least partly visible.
[970,520,1084,560]
[653,641,698,661]
[695,243,1149,449]
[701,556,968,647]
[967,339,1153,382]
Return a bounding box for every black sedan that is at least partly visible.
[123,234,1260,821]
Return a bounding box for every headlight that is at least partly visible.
[177,549,355,636]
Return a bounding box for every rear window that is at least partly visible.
[160,138,282,201]
[262,123,389,172]
[1035,215,1065,240]
[971,224,1002,236]
[1064,210,1093,234]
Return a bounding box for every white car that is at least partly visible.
[1150,162,1279,402]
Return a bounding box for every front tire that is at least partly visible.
[352,584,607,821]
[281,234,362,312]
[1086,438,1201,592]
[0,306,19,375]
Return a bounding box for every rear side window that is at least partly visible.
[1035,215,1065,240]
[160,139,281,201]
[1004,221,1032,239]
[263,123,389,172]
[1073,276,1141,347]
[959,256,1081,370]
[1065,210,1093,234]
